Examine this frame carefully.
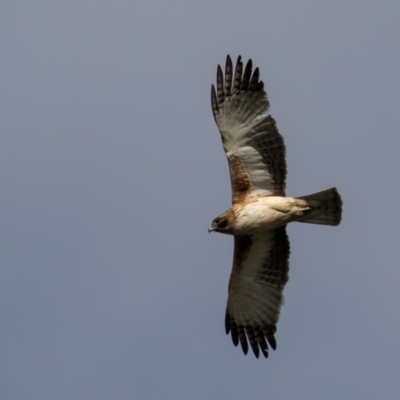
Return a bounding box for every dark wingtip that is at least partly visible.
[211,84,218,119]
[225,313,231,335]
[241,59,253,90]
[225,55,233,96]
[250,344,259,358]
[239,328,249,355]
[233,56,243,93]
[230,322,239,347]
[211,83,216,95]
[216,64,224,102]
[267,335,277,351]
[261,347,269,358]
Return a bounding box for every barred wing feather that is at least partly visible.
[225,226,290,358]
[211,55,287,202]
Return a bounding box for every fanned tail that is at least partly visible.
[296,188,342,226]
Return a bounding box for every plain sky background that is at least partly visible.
[1,1,400,399]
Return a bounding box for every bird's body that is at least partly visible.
[209,55,342,359]
[215,196,312,235]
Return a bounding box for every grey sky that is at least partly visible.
[1,1,400,399]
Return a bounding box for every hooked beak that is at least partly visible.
[208,226,215,233]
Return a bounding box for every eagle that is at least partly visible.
[209,55,342,359]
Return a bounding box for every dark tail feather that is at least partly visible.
[296,188,342,226]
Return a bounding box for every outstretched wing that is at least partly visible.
[225,226,290,358]
[211,55,287,203]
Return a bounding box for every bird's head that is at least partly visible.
[208,212,233,234]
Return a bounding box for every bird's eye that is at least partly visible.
[213,217,220,224]
[218,218,228,228]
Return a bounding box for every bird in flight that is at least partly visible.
[209,55,342,359]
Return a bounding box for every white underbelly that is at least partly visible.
[234,197,296,234]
